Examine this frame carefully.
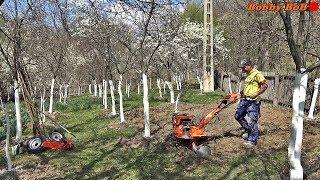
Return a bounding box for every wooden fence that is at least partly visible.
[217,71,319,111]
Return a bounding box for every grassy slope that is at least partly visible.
[0,89,297,179]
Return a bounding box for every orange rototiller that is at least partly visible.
[172,93,240,157]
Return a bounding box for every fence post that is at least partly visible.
[273,75,280,106]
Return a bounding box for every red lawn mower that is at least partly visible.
[14,117,75,155]
[172,93,240,157]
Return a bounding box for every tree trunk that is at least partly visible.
[14,79,22,142]
[118,75,125,123]
[89,84,92,94]
[4,104,12,171]
[143,73,150,137]
[0,97,3,109]
[149,77,152,90]
[59,85,63,103]
[94,80,97,97]
[165,81,175,103]
[109,80,116,115]
[196,76,203,93]
[78,85,81,96]
[103,80,108,109]
[156,78,162,98]
[175,92,181,113]
[174,75,180,90]
[127,81,131,98]
[98,84,102,98]
[289,70,308,180]
[49,78,55,114]
[228,76,233,94]
[163,81,166,95]
[307,78,320,119]
[63,84,68,105]
[41,87,46,123]
[138,81,140,95]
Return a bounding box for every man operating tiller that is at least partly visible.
[235,60,268,147]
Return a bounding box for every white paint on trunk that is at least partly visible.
[163,81,166,94]
[127,80,131,98]
[78,86,81,95]
[89,84,92,94]
[98,84,103,98]
[64,85,68,105]
[149,77,152,90]
[138,81,140,95]
[41,87,46,123]
[14,80,22,142]
[175,92,181,113]
[125,79,128,95]
[307,78,320,119]
[143,73,150,137]
[4,105,12,170]
[156,78,163,98]
[289,69,308,180]
[94,80,97,96]
[0,97,4,109]
[178,75,182,90]
[49,78,55,114]
[103,80,108,109]
[196,76,203,93]
[165,81,175,103]
[118,75,125,123]
[59,85,63,103]
[109,80,116,115]
[228,76,233,94]
[174,75,180,90]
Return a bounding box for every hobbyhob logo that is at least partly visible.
[247,1,319,12]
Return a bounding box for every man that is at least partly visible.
[235,60,268,146]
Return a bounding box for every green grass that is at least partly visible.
[1,89,290,179]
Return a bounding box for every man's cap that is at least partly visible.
[239,59,252,68]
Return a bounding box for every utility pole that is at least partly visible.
[203,0,214,92]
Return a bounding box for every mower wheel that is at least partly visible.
[27,136,44,154]
[49,130,65,142]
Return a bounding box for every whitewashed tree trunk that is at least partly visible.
[14,80,22,142]
[63,85,68,105]
[289,70,308,180]
[128,80,131,98]
[118,75,125,123]
[7,89,11,102]
[149,77,152,90]
[89,84,92,94]
[138,81,140,95]
[178,75,182,90]
[196,76,203,93]
[103,80,108,109]
[0,97,3,109]
[163,81,166,95]
[143,73,150,137]
[125,79,128,96]
[41,87,46,123]
[78,85,81,95]
[156,78,163,98]
[165,81,175,103]
[175,92,181,113]
[49,78,55,114]
[307,78,320,119]
[109,80,116,115]
[4,105,12,171]
[94,80,97,97]
[174,75,180,90]
[228,76,233,94]
[98,84,103,98]
[59,85,63,103]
